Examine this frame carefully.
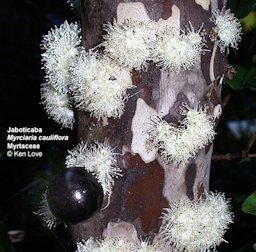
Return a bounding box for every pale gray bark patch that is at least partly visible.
[131,98,158,163]
[157,58,207,118]
[117,2,181,33]
[195,0,210,10]
[103,221,139,244]
[160,158,189,203]
[210,0,218,12]
[194,146,213,194]
[157,70,187,117]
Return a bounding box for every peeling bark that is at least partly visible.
[70,0,226,250]
[195,0,210,10]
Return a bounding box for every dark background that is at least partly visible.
[0,0,256,251]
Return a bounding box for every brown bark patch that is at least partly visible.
[162,0,173,20]
[206,80,222,109]
[125,153,148,168]
[131,70,142,86]
[124,160,166,233]
[185,163,197,200]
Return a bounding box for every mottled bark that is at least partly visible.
[70,0,226,249]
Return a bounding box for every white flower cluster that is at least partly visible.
[211,9,242,53]
[149,105,215,164]
[66,141,88,167]
[76,238,161,252]
[66,140,122,196]
[34,192,59,229]
[71,51,133,119]
[41,21,81,128]
[41,21,81,93]
[153,26,205,71]
[103,20,154,71]
[136,240,162,252]
[159,192,233,252]
[76,238,133,252]
[41,84,74,129]
[103,20,206,72]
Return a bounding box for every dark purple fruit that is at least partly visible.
[47,167,103,224]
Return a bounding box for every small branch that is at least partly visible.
[212,153,242,161]
[222,93,231,110]
[245,134,256,155]
[213,133,256,161]
[212,153,256,161]
[209,42,218,82]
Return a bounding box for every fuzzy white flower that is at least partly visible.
[186,23,206,51]
[34,192,59,229]
[211,9,242,53]
[66,141,87,167]
[71,51,133,119]
[76,238,98,252]
[159,192,233,252]
[135,240,162,252]
[148,104,215,164]
[76,238,134,252]
[41,21,81,94]
[83,141,122,195]
[76,238,163,252]
[153,26,206,71]
[41,83,74,129]
[103,20,154,71]
[66,140,122,196]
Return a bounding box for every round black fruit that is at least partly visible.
[47,167,103,224]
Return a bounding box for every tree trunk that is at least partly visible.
[70,0,226,249]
